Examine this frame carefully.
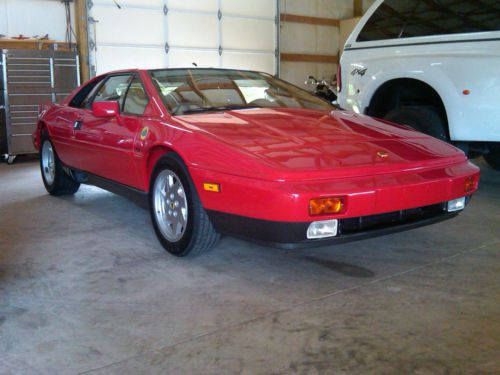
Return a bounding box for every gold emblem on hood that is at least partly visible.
[377,151,389,159]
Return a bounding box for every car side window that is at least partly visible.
[91,75,132,109]
[69,78,103,108]
[123,76,149,116]
[81,79,105,109]
[357,0,500,42]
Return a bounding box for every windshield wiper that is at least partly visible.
[180,104,261,115]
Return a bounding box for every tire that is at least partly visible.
[39,130,80,196]
[384,106,448,141]
[484,144,500,170]
[149,153,219,256]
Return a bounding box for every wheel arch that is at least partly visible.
[144,144,188,191]
[366,78,449,136]
[34,120,49,150]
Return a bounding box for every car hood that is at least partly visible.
[172,108,466,181]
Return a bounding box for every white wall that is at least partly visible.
[0,0,75,41]
[363,0,376,12]
[279,0,353,89]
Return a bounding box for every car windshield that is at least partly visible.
[150,69,333,115]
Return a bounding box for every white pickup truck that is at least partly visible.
[338,0,500,169]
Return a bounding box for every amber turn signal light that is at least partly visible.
[203,183,220,192]
[309,197,344,216]
[464,176,475,193]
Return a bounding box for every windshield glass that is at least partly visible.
[149,69,333,115]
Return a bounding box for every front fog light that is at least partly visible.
[447,197,466,212]
[307,219,338,239]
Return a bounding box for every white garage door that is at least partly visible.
[87,0,278,76]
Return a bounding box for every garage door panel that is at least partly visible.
[168,49,220,68]
[168,13,218,48]
[96,46,166,73]
[222,18,275,51]
[168,0,218,12]
[222,52,275,73]
[221,0,275,18]
[93,0,163,6]
[90,1,277,75]
[94,7,164,45]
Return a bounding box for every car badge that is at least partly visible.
[351,67,367,76]
[377,151,389,159]
[140,126,149,140]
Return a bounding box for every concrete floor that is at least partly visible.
[0,159,499,375]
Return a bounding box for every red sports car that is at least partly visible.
[33,68,480,256]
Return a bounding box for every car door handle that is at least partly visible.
[73,120,83,130]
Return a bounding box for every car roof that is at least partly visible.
[100,67,270,77]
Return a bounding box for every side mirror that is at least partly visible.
[92,101,119,117]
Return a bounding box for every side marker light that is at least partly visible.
[203,183,220,192]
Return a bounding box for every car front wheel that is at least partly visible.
[40,131,80,195]
[150,153,219,256]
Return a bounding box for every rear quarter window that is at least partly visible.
[357,0,500,42]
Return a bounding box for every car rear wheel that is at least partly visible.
[384,106,448,141]
[40,131,80,195]
[150,153,219,256]
[484,143,500,170]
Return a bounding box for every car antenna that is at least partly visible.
[112,0,122,9]
[192,62,198,67]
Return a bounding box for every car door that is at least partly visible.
[48,78,104,168]
[73,74,142,187]
[116,75,151,189]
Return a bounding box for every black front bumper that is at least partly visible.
[206,202,461,249]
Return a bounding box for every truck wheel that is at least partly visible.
[40,131,80,195]
[384,106,448,141]
[484,144,500,170]
[150,153,220,257]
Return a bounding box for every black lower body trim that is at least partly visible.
[71,170,149,209]
[60,163,465,250]
[207,203,460,249]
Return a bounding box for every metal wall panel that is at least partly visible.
[0,55,4,90]
[0,89,6,155]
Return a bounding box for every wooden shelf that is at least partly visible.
[0,39,75,51]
